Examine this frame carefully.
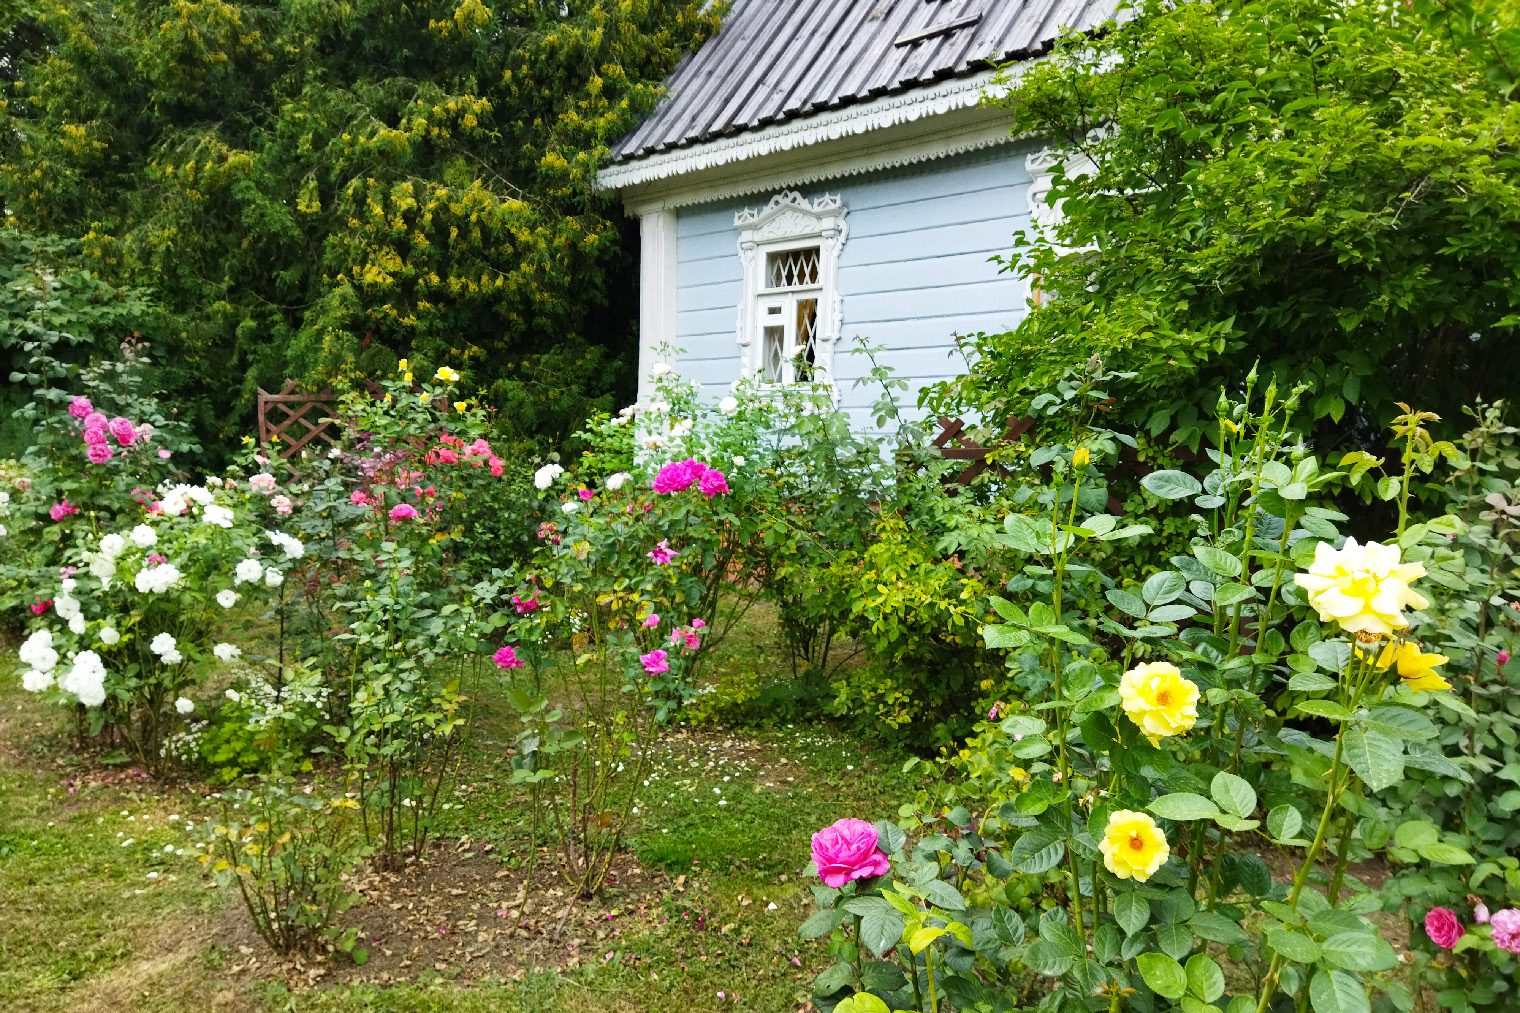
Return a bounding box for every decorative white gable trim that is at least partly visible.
[1025,146,1099,249]
[604,59,1055,213]
[734,192,848,392]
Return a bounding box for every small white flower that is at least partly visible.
[650,362,672,376]
[61,577,77,593]
[719,396,739,415]
[266,530,304,560]
[21,669,53,692]
[54,594,81,620]
[264,568,284,588]
[648,400,671,415]
[212,643,240,662]
[205,476,224,488]
[99,627,120,646]
[150,632,178,657]
[561,501,580,515]
[174,697,194,715]
[328,446,343,459]
[767,902,777,911]
[99,533,127,559]
[89,554,117,581]
[68,614,86,635]
[606,471,632,491]
[129,524,158,548]
[201,503,235,529]
[225,688,241,702]
[216,589,237,609]
[233,559,263,585]
[534,463,565,490]
[641,435,667,451]
[732,456,746,467]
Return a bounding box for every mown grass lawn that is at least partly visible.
[0,616,921,1013]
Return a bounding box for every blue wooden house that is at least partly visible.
[599,0,1114,428]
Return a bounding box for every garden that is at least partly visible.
[2,2,1520,1013]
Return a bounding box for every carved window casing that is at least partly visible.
[734,192,848,388]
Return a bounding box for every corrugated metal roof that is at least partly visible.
[611,0,1117,163]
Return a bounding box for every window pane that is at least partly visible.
[767,247,820,289]
[763,325,784,383]
[794,298,817,380]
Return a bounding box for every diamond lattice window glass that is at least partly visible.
[766,247,820,289]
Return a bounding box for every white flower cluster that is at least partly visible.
[19,629,58,691]
[212,643,241,662]
[61,650,107,707]
[134,562,183,594]
[54,592,86,634]
[265,530,304,560]
[150,632,183,665]
[228,671,332,728]
[534,463,565,490]
[158,483,214,517]
[606,471,632,491]
[202,503,234,529]
[130,524,158,548]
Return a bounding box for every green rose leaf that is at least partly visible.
[1309,968,1371,1013]
[1189,911,1248,945]
[1024,939,1075,977]
[799,907,845,938]
[1107,589,1150,618]
[834,993,890,1013]
[859,906,905,957]
[1415,841,1475,865]
[1150,792,1221,821]
[1210,772,1257,818]
[922,880,966,911]
[812,960,855,996]
[1393,821,1439,849]
[1321,931,1397,972]
[1266,927,1322,964]
[1193,544,1244,578]
[1115,892,1151,936]
[992,906,1026,945]
[983,623,1032,649]
[1287,671,1339,693]
[1136,952,1189,999]
[1213,581,1256,607]
[1267,804,1304,842]
[1142,470,1203,500]
[1293,699,1354,721]
[859,961,907,992]
[1186,953,1226,1003]
[1156,922,1193,960]
[1342,728,1405,793]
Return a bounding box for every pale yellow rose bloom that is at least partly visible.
[1357,640,1452,692]
[1119,661,1200,746]
[1293,537,1429,637]
[1099,810,1169,882]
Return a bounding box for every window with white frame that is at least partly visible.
[734,192,847,388]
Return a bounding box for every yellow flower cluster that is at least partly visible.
[1293,537,1429,637]
[1099,810,1169,882]
[1119,661,1200,746]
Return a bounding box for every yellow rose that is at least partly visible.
[1099,810,1169,882]
[398,358,408,370]
[1073,447,1090,467]
[454,401,468,413]
[435,366,461,383]
[1293,537,1429,637]
[1119,661,1199,746]
[1358,640,1452,692]
[419,392,430,403]
[403,371,413,383]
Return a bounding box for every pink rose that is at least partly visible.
[83,427,109,446]
[647,539,679,565]
[30,598,51,614]
[437,447,459,463]
[467,438,492,457]
[1424,907,1464,950]
[810,819,891,889]
[108,416,136,445]
[250,473,277,495]
[684,630,701,650]
[49,499,77,522]
[1475,903,1491,924]
[493,646,524,670]
[641,614,660,628]
[691,618,706,629]
[389,503,418,521]
[86,443,114,464]
[1492,908,1520,954]
[489,456,504,477]
[83,411,108,431]
[512,595,539,614]
[271,495,293,515]
[350,490,370,505]
[640,649,669,675]
[1498,650,1511,666]
[579,488,595,501]
[157,448,172,459]
[698,469,729,497]
[67,396,93,419]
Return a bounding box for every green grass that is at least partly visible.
[0,612,918,1013]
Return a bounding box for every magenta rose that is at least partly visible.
[86,443,114,464]
[67,396,93,419]
[1424,906,1464,949]
[83,411,108,431]
[811,818,891,889]
[652,460,695,494]
[1491,908,1520,954]
[389,503,418,521]
[82,426,108,446]
[108,416,137,445]
[640,649,669,675]
[493,646,524,670]
[698,469,730,497]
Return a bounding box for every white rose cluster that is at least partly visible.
[130,524,158,548]
[266,530,304,560]
[216,589,238,609]
[233,558,263,585]
[61,651,107,707]
[134,563,183,594]
[264,569,284,588]
[606,471,632,491]
[202,503,235,529]
[533,463,565,490]
[19,629,58,692]
[212,643,241,662]
[150,632,184,665]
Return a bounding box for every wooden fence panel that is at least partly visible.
[256,381,340,460]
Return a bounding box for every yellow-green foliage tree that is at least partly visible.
[0,0,722,448]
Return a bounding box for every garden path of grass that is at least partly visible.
[0,619,921,1013]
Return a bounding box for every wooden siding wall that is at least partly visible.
[667,143,1036,431]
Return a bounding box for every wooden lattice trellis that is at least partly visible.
[925,415,1036,485]
[256,381,340,459]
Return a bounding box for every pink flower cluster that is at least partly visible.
[389,503,418,521]
[49,498,78,522]
[652,458,729,498]
[669,617,707,651]
[512,594,540,615]
[433,434,504,477]
[1426,904,1520,954]
[70,398,144,465]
